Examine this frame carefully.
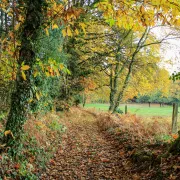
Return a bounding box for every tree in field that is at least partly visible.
[96,0,180,113]
[169,80,180,102]
[126,68,171,102]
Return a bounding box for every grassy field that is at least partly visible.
[84,103,173,117]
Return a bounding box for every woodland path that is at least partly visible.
[41,108,140,180]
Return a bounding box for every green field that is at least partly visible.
[84,103,173,117]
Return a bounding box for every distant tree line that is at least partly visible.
[131,91,180,106]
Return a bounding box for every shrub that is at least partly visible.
[115,108,123,114]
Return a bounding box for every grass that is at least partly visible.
[84,103,173,117]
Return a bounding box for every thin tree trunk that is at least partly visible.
[112,66,131,113]
[112,27,150,113]
[82,92,86,107]
[125,104,127,114]
[109,64,115,111]
[109,60,127,112]
[172,103,178,134]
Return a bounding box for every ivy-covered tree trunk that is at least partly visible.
[5,0,47,145]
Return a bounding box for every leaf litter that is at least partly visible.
[41,108,180,180]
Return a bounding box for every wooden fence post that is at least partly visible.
[125,105,127,114]
[172,103,178,134]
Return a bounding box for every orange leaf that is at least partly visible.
[50,159,56,165]
[14,163,20,169]
[172,134,178,139]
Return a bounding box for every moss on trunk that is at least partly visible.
[5,0,47,145]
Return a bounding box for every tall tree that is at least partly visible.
[4,0,48,145]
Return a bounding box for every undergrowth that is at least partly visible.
[97,112,176,145]
[96,111,180,179]
[0,112,66,179]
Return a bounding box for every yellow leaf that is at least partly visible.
[33,71,38,77]
[7,12,13,17]
[48,66,53,73]
[28,99,33,103]
[21,65,30,70]
[140,6,145,14]
[55,69,60,76]
[79,22,86,28]
[18,15,23,22]
[52,23,58,29]
[59,64,64,70]
[67,27,73,37]
[45,28,49,36]
[67,13,71,21]
[79,22,86,34]
[21,71,26,80]
[36,92,40,101]
[4,130,14,138]
[45,71,50,77]
[75,29,79,35]
[14,23,20,31]
[62,29,66,37]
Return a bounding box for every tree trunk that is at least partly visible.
[109,64,115,111]
[112,27,150,113]
[4,0,47,145]
[112,71,130,113]
[172,103,178,134]
[125,104,127,114]
[109,60,127,112]
[82,92,86,107]
[169,103,179,154]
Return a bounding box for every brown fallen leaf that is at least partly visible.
[119,151,125,156]
[14,163,20,169]
[59,149,64,154]
[100,157,110,163]
[169,174,177,180]
[50,159,56,165]
[173,165,180,170]
[132,174,141,180]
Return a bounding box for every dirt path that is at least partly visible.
[41,109,135,180]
